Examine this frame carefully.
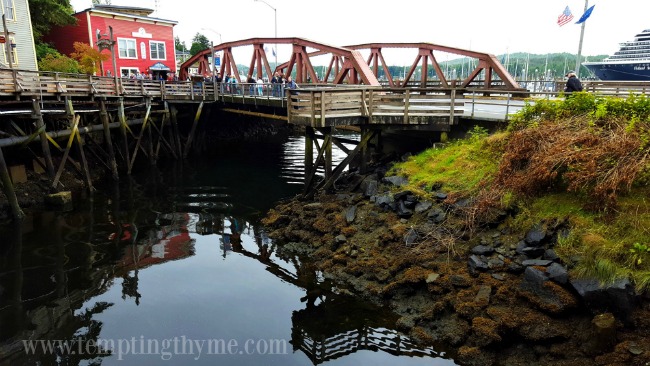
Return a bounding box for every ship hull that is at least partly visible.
[583,62,650,81]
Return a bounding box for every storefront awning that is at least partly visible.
[149,62,171,71]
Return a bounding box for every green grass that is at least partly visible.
[389,132,504,197]
[388,105,650,291]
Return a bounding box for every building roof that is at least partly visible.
[93,5,154,16]
[75,5,178,25]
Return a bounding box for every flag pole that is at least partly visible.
[575,0,588,77]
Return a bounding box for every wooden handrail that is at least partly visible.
[4,67,650,102]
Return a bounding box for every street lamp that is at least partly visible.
[97,26,119,93]
[200,27,222,44]
[253,0,277,68]
[200,28,222,79]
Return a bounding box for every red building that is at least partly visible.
[45,5,177,78]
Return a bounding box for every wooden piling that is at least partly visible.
[323,127,333,180]
[99,98,119,180]
[31,100,55,179]
[0,146,24,220]
[118,98,131,172]
[169,104,182,159]
[360,126,369,174]
[183,101,204,158]
[147,115,155,165]
[318,129,375,192]
[304,126,315,181]
[303,134,332,197]
[52,112,79,188]
[64,100,93,192]
[128,98,152,174]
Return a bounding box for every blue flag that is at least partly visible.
[575,4,595,24]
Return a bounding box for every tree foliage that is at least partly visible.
[175,36,187,52]
[28,0,77,41]
[38,53,79,73]
[35,42,62,60]
[189,33,211,56]
[70,42,109,75]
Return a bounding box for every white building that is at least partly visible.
[1,0,38,70]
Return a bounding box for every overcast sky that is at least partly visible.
[69,0,650,63]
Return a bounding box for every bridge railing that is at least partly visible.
[287,86,465,126]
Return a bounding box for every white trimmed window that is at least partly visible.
[3,0,15,21]
[3,36,18,65]
[121,67,139,78]
[117,38,137,59]
[149,41,166,60]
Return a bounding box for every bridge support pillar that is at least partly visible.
[321,127,333,180]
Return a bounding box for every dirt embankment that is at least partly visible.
[262,171,650,366]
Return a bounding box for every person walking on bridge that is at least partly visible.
[564,71,583,95]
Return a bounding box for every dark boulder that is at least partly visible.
[345,206,357,224]
[427,208,446,224]
[522,259,553,267]
[362,179,378,197]
[382,176,409,187]
[468,255,489,276]
[546,263,569,284]
[414,201,432,213]
[522,246,545,258]
[471,245,495,256]
[393,190,412,201]
[525,224,547,246]
[396,201,413,219]
[570,277,637,319]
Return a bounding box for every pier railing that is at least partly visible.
[287,87,465,127]
[0,67,220,100]
[5,68,650,106]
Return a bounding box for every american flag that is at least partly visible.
[557,6,574,27]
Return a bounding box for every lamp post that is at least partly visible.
[253,0,277,68]
[97,26,119,93]
[200,28,222,80]
[200,27,222,44]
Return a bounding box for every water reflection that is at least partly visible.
[0,136,454,366]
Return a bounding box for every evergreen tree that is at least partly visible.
[28,0,77,41]
[189,33,211,56]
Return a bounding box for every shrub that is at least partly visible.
[38,53,80,73]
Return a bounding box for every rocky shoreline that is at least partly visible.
[262,168,650,366]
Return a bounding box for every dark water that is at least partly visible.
[0,134,456,366]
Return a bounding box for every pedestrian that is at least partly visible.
[271,71,281,97]
[257,77,264,96]
[247,76,256,95]
[564,71,583,95]
[286,76,298,90]
[229,75,238,94]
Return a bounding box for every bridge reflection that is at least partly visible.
[0,179,448,366]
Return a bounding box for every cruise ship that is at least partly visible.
[583,29,650,81]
